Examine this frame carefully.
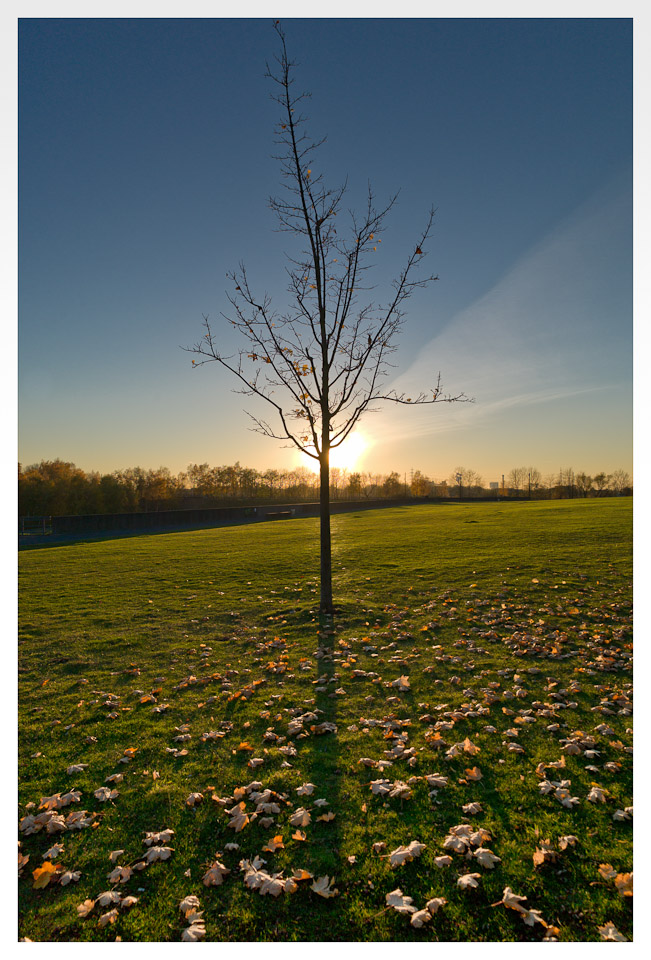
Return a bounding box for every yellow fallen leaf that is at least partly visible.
[33,860,57,889]
[614,872,633,897]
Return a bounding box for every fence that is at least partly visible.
[19,498,419,540]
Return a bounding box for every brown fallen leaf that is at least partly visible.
[474,848,501,869]
[179,895,201,918]
[386,840,426,868]
[533,842,557,868]
[182,921,206,941]
[426,897,447,914]
[385,888,415,914]
[98,908,119,927]
[77,899,95,917]
[457,872,481,889]
[262,835,285,853]
[410,909,431,928]
[311,875,338,898]
[499,887,528,914]
[59,870,81,886]
[558,835,578,851]
[144,845,173,863]
[202,860,230,886]
[43,843,64,860]
[289,807,311,828]
[598,921,627,941]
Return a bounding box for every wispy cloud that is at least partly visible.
[366,173,631,447]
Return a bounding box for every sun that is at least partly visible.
[296,431,371,474]
[329,431,369,472]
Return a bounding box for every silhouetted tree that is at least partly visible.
[575,472,593,498]
[593,472,611,496]
[610,469,631,495]
[449,467,483,497]
[508,466,527,493]
[411,470,430,497]
[187,23,468,611]
[382,472,402,498]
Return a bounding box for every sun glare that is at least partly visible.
[330,431,369,471]
[297,431,370,474]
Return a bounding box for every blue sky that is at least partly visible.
[17,15,633,483]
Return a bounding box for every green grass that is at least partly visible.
[18,498,633,942]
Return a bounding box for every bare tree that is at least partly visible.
[575,472,593,498]
[449,467,482,497]
[593,472,611,496]
[610,469,631,495]
[508,466,527,493]
[187,23,468,612]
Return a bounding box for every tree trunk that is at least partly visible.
[319,452,334,614]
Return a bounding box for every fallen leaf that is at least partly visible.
[98,908,120,927]
[182,921,206,941]
[387,840,426,868]
[32,861,57,889]
[96,890,122,907]
[433,855,453,868]
[426,896,447,914]
[43,843,64,860]
[202,860,230,886]
[457,872,481,889]
[614,872,632,897]
[144,845,173,863]
[107,866,132,884]
[180,895,202,918]
[385,888,416,914]
[311,875,338,898]
[289,807,311,828]
[410,908,431,928]
[474,847,501,869]
[500,887,528,914]
[296,782,316,796]
[262,835,285,853]
[598,921,627,941]
[77,899,95,917]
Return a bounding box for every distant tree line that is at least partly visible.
[18,460,632,518]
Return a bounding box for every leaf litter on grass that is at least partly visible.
[18,501,633,941]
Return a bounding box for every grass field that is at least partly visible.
[18,498,633,942]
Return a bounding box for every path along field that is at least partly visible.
[18,499,633,942]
